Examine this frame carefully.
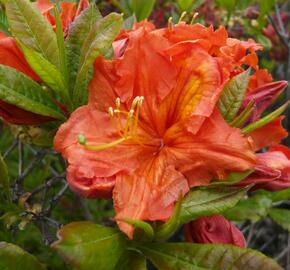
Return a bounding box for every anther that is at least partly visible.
[168,17,173,30]
[115,97,121,109]
[108,107,114,117]
[190,12,199,24]
[131,96,140,109]
[179,11,187,23]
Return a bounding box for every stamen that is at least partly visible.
[190,12,199,24]
[133,96,144,135]
[124,109,134,138]
[168,17,173,30]
[115,97,121,110]
[109,107,122,136]
[178,11,187,23]
[78,134,127,151]
[78,96,145,152]
[114,109,125,131]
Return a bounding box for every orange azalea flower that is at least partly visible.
[54,22,256,238]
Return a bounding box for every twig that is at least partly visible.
[45,183,69,216]
[3,139,17,160]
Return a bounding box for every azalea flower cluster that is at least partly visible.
[0,1,289,245]
[54,21,289,238]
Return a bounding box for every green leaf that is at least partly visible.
[52,221,127,270]
[269,208,290,232]
[259,0,275,15]
[122,218,154,240]
[0,65,66,120]
[4,0,60,67]
[0,152,10,202]
[0,152,9,191]
[139,242,282,270]
[73,13,122,107]
[123,14,136,29]
[256,35,272,50]
[271,188,290,202]
[242,101,290,134]
[218,69,250,123]
[65,3,101,98]
[155,195,182,240]
[0,242,46,270]
[224,193,272,222]
[230,100,254,127]
[0,7,10,35]
[132,0,156,21]
[210,170,254,186]
[180,186,250,224]
[19,43,71,106]
[177,0,194,11]
[53,7,68,88]
[119,251,147,270]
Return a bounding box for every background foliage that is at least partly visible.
[0,0,289,269]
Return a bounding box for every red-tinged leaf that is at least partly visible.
[139,242,282,270]
[52,222,127,270]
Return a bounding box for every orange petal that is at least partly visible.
[248,116,288,151]
[157,45,223,135]
[35,0,54,14]
[248,69,273,92]
[114,152,189,238]
[54,105,150,198]
[169,109,256,186]
[0,37,40,81]
[60,2,77,33]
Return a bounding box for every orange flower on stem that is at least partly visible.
[54,22,256,238]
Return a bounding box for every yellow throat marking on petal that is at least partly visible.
[78,96,144,151]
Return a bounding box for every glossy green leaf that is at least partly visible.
[180,186,250,224]
[139,242,282,270]
[119,251,147,270]
[4,0,59,67]
[224,193,272,222]
[52,221,127,270]
[0,65,65,120]
[132,0,155,21]
[0,242,46,270]
[269,208,290,232]
[242,101,290,134]
[218,70,250,123]
[53,7,68,87]
[73,13,122,107]
[19,43,71,106]
[65,3,101,97]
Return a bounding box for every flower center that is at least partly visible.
[78,96,144,151]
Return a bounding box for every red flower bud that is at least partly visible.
[184,215,246,247]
